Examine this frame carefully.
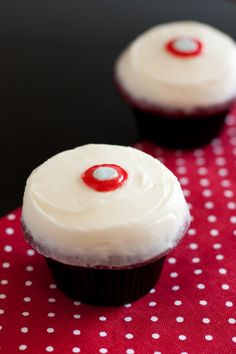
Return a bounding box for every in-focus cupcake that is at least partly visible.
[22,144,190,306]
[114,21,236,148]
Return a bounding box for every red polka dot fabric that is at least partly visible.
[1,110,236,354]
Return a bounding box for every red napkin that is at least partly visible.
[1,110,236,354]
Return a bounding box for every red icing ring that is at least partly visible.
[165,37,203,57]
[82,164,128,192]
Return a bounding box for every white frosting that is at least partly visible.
[115,21,236,112]
[22,144,190,267]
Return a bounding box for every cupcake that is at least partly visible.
[114,21,236,148]
[21,144,190,306]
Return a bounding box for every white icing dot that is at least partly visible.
[178,335,186,341]
[73,301,81,306]
[125,333,133,339]
[175,158,185,165]
[192,257,200,263]
[4,245,13,252]
[0,294,6,299]
[202,318,210,324]
[48,298,56,303]
[179,177,189,185]
[232,337,236,343]
[224,190,234,198]
[73,329,81,335]
[204,201,214,209]
[21,327,28,333]
[23,297,31,302]
[219,268,227,275]
[172,285,180,291]
[149,288,156,293]
[26,249,35,256]
[207,215,217,222]
[0,309,4,315]
[170,272,178,278]
[176,316,184,322]
[227,202,236,209]
[45,347,54,352]
[26,266,34,272]
[210,229,219,237]
[197,283,205,289]
[188,228,196,236]
[213,243,222,250]
[151,333,160,339]
[194,269,202,275]
[202,189,212,197]
[49,284,56,289]
[0,280,8,285]
[6,213,16,220]
[174,300,182,306]
[199,178,210,187]
[216,254,224,260]
[218,168,228,177]
[22,312,29,317]
[213,146,224,155]
[222,284,230,290]
[215,157,226,166]
[124,303,132,308]
[225,301,233,307]
[73,314,81,319]
[230,137,236,146]
[99,331,107,337]
[19,345,27,351]
[5,227,14,235]
[126,350,135,354]
[150,316,158,322]
[211,138,222,146]
[47,328,54,333]
[99,316,106,321]
[48,312,55,317]
[99,349,108,354]
[93,167,118,181]
[228,318,236,324]
[173,38,198,53]
[194,149,204,157]
[199,300,208,306]
[124,317,132,322]
[189,243,198,250]
[205,335,213,341]
[25,281,32,286]
[195,157,206,166]
[198,167,208,175]
[230,216,236,224]
[149,301,157,307]
[72,348,80,353]
[177,166,187,174]
[2,262,10,268]
[168,257,176,264]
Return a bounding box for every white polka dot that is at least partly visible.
[99,331,107,337]
[224,190,233,198]
[194,149,204,157]
[170,272,178,278]
[189,243,198,250]
[216,254,224,260]
[21,327,28,333]
[2,262,10,268]
[72,348,80,353]
[177,166,187,174]
[124,303,132,308]
[205,335,213,341]
[48,312,55,317]
[222,284,230,290]
[227,202,236,210]
[19,345,27,351]
[230,216,236,224]
[125,333,133,339]
[23,297,31,302]
[233,230,236,236]
[232,337,236,343]
[4,245,12,252]
[176,317,184,322]
[218,168,228,177]
[198,167,208,175]
[0,280,8,285]
[178,335,186,341]
[45,347,54,352]
[99,349,108,354]
[73,301,80,306]
[73,329,81,335]
[212,138,222,146]
[175,158,185,165]
[230,137,236,146]
[0,309,4,315]
[26,249,35,256]
[152,333,160,339]
[221,179,231,187]
[5,227,14,235]
[174,300,182,306]
[192,257,200,264]
[199,300,208,306]
[7,213,16,220]
[25,281,32,286]
[149,288,156,293]
[49,283,56,289]
[194,269,202,275]
[150,316,158,322]
[99,316,106,321]
[202,318,210,324]
[228,318,236,324]
[149,301,157,307]
[73,314,81,319]
[210,229,219,237]
[179,177,189,185]
[48,298,56,303]
[213,146,224,155]
[204,201,214,209]
[199,178,210,187]
[183,189,190,197]
[22,312,29,317]
[207,215,217,222]
[124,317,132,322]
[225,301,233,307]
[213,243,222,250]
[188,228,196,236]
[0,294,6,299]
[219,268,227,275]
[47,328,54,333]
[202,189,213,197]
[126,350,135,354]
[172,285,180,291]
[195,157,206,166]
[26,266,34,272]
[168,257,176,264]
[226,115,235,125]
[197,283,205,289]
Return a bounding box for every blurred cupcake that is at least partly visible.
[22,144,190,306]
[114,21,236,148]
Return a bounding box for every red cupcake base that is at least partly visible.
[45,256,166,306]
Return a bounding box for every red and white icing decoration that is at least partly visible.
[165,37,203,57]
[82,164,128,192]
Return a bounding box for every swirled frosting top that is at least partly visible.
[115,21,236,112]
[22,144,190,267]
